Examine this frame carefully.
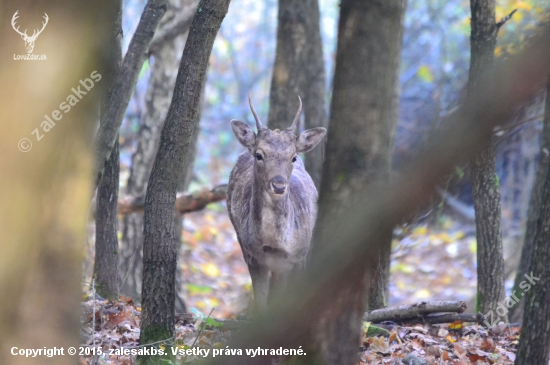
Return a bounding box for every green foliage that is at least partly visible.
[204,317,224,328]
[138,324,174,365]
[138,59,149,80]
[417,65,434,83]
[454,165,465,179]
[186,283,213,295]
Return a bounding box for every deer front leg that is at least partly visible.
[247,258,269,314]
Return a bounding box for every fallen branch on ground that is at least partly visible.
[364,300,467,323]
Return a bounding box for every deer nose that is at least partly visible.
[270,175,287,194]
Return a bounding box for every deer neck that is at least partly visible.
[251,179,292,247]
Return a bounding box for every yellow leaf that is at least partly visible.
[201,263,221,277]
[414,289,431,299]
[209,297,220,307]
[412,226,428,236]
[453,231,465,240]
[446,334,457,343]
[417,65,434,83]
[449,321,464,330]
[495,46,502,57]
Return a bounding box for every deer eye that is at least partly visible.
[255,153,263,161]
[292,156,297,163]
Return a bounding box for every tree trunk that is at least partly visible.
[174,102,200,314]
[268,0,327,189]
[0,1,111,364]
[509,83,550,323]
[302,0,327,190]
[313,0,406,363]
[93,0,168,189]
[120,0,196,306]
[514,77,550,365]
[468,0,506,320]
[94,0,123,300]
[139,0,230,362]
[94,139,121,298]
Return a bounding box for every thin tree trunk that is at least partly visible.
[93,0,168,189]
[94,0,123,300]
[120,0,196,305]
[139,1,230,362]
[509,84,550,322]
[303,0,327,190]
[313,0,406,363]
[468,0,506,320]
[515,76,550,365]
[268,0,327,189]
[174,102,200,314]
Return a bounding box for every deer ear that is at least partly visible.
[296,127,326,153]
[231,120,256,151]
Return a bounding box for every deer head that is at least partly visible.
[231,95,326,196]
[12,11,49,54]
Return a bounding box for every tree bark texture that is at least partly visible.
[468,0,506,318]
[120,0,197,307]
[268,0,327,189]
[174,101,201,313]
[313,0,406,363]
[509,81,550,322]
[95,139,121,298]
[140,0,230,357]
[94,0,123,300]
[93,0,168,190]
[0,1,112,364]
[515,76,550,365]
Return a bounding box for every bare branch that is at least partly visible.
[497,9,517,30]
[117,184,227,215]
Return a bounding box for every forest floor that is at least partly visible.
[81,203,524,364]
[176,203,479,318]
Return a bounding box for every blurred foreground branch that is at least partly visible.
[206,23,550,365]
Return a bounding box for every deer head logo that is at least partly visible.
[11,11,49,54]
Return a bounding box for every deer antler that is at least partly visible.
[287,95,302,134]
[248,93,266,131]
[28,13,49,41]
[11,11,28,38]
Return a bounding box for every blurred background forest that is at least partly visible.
[85,0,550,318]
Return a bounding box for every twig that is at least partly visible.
[497,9,517,30]
[185,308,215,362]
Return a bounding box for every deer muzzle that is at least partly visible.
[270,175,287,195]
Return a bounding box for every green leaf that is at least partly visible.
[205,317,223,328]
[417,65,434,83]
[186,284,213,295]
[455,166,465,179]
[138,59,149,80]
